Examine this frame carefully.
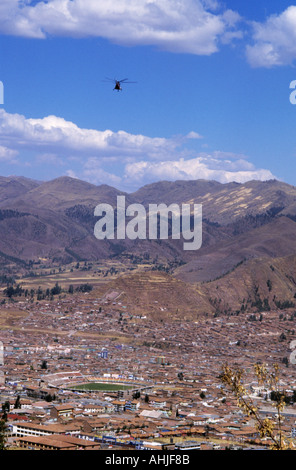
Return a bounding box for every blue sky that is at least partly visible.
[0,0,296,192]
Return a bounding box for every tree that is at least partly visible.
[1,402,10,421]
[45,393,54,402]
[51,282,61,296]
[219,363,293,450]
[0,419,7,450]
[14,395,21,409]
[41,360,48,370]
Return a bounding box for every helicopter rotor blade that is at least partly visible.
[101,77,137,87]
[118,78,137,83]
[102,77,116,83]
[119,79,137,84]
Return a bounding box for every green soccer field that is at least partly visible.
[71,382,134,391]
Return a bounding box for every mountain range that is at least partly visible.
[1,174,296,314]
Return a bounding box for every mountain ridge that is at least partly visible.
[1,175,296,315]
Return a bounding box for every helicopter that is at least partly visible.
[103,77,137,91]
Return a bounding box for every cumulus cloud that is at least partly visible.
[65,152,276,190]
[121,154,275,190]
[0,0,241,55]
[246,6,296,67]
[4,2,296,68]
[0,109,275,190]
[0,145,18,163]
[0,109,184,160]
[66,152,275,190]
[77,160,123,187]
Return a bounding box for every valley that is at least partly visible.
[1,176,296,451]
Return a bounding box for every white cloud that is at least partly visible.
[0,109,183,159]
[4,2,296,69]
[185,131,203,140]
[0,145,18,163]
[122,154,276,190]
[75,152,276,190]
[0,109,276,190]
[80,159,123,187]
[246,6,296,67]
[0,0,241,55]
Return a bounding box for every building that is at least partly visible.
[50,404,75,420]
[15,433,101,450]
[175,440,201,450]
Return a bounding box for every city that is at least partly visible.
[1,261,296,451]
